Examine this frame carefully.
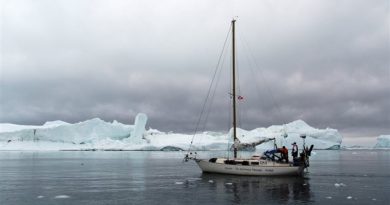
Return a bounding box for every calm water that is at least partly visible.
[0,150,389,205]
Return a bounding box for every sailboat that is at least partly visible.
[185,20,313,176]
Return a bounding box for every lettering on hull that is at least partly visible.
[223,166,276,173]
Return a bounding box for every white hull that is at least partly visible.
[196,159,304,176]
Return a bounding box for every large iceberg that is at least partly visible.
[373,135,390,149]
[0,113,342,151]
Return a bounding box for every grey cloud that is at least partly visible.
[1,0,389,141]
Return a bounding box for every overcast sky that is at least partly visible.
[0,0,389,143]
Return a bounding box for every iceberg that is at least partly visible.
[373,135,390,149]
[0,114,342,151]
[229,120,342,150]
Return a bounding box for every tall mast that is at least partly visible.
[232,19,237,159]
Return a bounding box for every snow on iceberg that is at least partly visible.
[0,120,69,133]
[236,120,342,150]
[373,135,390,149]
[0,114,342,151]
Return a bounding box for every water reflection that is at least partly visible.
[200,173,312,204]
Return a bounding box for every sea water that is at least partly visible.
[0,150,389,205]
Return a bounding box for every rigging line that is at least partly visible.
[197,27,232,146]
[187,24,232,153]
[239,30,287,126]
[235,35,244,129]
[237,34,265,125]
[227,42,233,160]
[200,38,230,134]
[196,39,230,147]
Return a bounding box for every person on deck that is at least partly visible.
[292,142,298,159]
[281,146,289,163]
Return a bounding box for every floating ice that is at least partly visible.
[335,183,346,187]
[0,114,343,151]
[37,196,44,199]
[186,178,201,181]
[208,180,214,183]
[346,196,352,199]
[175,182,184,185]
[225,183,233,185]
[374,135,390,148]
[325,196,332,199]
[54,195,70,199]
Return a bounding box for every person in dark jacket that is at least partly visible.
[291,142,298,159]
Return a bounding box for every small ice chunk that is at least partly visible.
[54,195,70,199]
[37,196,44,199]
[187,177,201,181]
[175,182,184,185]
[208,180,214,183]
[335,183,346,187]
[372,198,377,201]
[225,183,233,185]
[347,196,352,199]
[326,196,332,199]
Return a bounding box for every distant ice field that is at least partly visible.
[0,114,344,150]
